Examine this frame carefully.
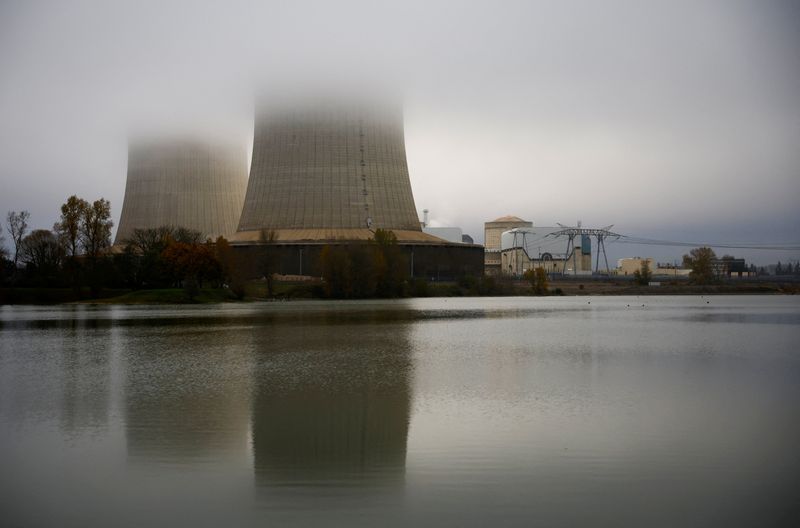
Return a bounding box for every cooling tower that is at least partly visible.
[115,139,248,244]
[234,100,431,242]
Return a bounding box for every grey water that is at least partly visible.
[1,296,798,527]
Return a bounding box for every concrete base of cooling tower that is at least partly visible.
[230,230,485,281]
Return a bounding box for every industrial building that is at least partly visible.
[617,257,656,276]
[115,138,248,244]
[419,209,473,245]
[713,258,751,278]
[422,226,463,244]
[616,257,751,279]
[499,226,592,276]
[484,215,596,276]
[230,98,482,279]
[484,215,532,275]
[617,257,691,277]
[617,257,750,279]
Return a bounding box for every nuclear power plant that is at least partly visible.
[229,98,482,278]
[114,97,483,278]
[115,139,248,244]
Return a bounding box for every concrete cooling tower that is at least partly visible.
[229,97,484,279]
[115,139,248,244]
[233,100,434,243]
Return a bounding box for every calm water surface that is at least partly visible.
[1,296,799,527]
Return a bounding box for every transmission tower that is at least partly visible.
[547,224,621,275]
[508,228,533,276]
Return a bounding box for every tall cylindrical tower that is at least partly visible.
[236,100,421,238]
[115,139,248,244]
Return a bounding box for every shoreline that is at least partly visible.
[1,280,797,305]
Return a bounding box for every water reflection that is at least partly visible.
[250,317,412,488]
[122,321,254,462]
[3,298,798,527]
[59,318,111,434]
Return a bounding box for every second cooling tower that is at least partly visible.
[115,139,248,244]
[236,101,422,239]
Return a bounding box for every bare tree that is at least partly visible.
[123,225,202,255]
[173,226,203,244]
[124,226,174,255]
[6,210,30,268]
[21,229,63,271]
[0,221,7,262]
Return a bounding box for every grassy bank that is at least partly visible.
[84,288,240,304]
[243,280,320,300]
[0,288,130,305]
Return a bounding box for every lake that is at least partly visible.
[1,296,799,527]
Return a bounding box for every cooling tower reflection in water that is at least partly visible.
[121,314,255,463]
[118,305,413,509]
[249,313,412,509]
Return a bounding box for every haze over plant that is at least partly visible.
[1,0,798,264]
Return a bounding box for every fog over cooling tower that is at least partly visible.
[115,139,248,244]
[234,99,429,242]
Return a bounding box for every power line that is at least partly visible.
[616,236,800,251]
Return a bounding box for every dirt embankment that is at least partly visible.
[543,280,796,296]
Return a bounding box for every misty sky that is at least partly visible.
[1,0,798,264]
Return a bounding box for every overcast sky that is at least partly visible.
[1,0,798,264]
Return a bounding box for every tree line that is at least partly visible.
[0,195,245,298]
[318,229,406,298]
[606,248,789,286]
[2,197,114,294]
[681,247,799,283]
[769,261,800,276]
[0,195,450,300]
